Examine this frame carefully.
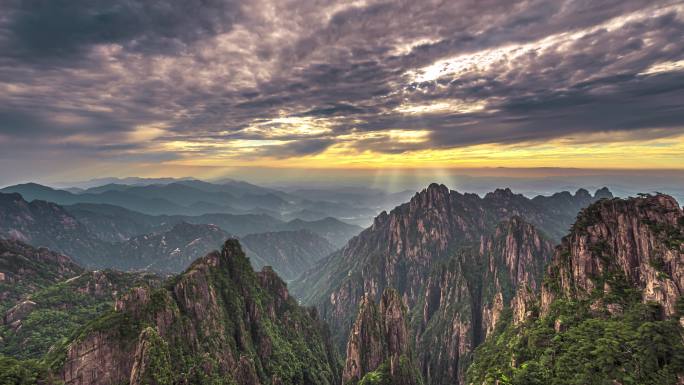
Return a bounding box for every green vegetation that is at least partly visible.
[0,355,56,385]
[0,270,159,360]
[468,298,684,385]
[355,355,423,385]
[469,196,684,385]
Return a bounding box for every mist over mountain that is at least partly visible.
[0,184,360,278]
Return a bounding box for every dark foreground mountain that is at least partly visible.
[0,239,161,360]
[41,239,340,385]
[468,194,684,384]
[342,288,422,385]
[291,183,607,384]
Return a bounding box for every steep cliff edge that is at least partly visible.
[413,216,553,385]
[540,193,684,317]
[56,239,340,385]
[342,288,421,385]
[468,194,684,385]
[294,184,558,385]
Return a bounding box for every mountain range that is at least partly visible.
[1,180,683,385]
[1,180,410,227]
[292,183,614,384]
[0,190,357,278]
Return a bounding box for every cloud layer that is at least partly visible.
[1,0,683,179]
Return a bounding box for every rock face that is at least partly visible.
[342,288,420,385]
[59,239,340,385]
[241,229,336,281]
[541,194,684,317]
[467,194,684,385]
[293,184,568,385]
[414,217,553,385]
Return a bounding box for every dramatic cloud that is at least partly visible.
[0,0,683,182]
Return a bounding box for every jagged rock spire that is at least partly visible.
[342,288,420,385]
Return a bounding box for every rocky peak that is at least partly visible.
[594,186,613,200]
[484,187,517,200]
[342,288,419,385]
[292,184,606,385]
[413,183,451,208]
[541,194,683,316]
[60,238,339,385]
[575,188,591,200]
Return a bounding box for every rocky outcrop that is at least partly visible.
[3,300,36,330]
[58,239,340,385]
[129,327,173,385]
[541,194,684,317]
[510,285,537,325]
[342,288,420,385]
[63,331,135,385]
[293,184,564,385]
[467,194,684,385]
[413,217,553,385]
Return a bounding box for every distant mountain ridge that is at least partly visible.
[1,180,390,226]
[241,230,336,281]
[0,192,359,277]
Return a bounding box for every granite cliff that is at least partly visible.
[292,184,566,384]
[468,194,684,385]
[342,288,421,385]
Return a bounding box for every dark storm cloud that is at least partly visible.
[2,0,241,60]
[0,0,683,163]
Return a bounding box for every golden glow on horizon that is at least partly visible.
[155,130,684,170]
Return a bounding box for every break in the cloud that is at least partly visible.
[0,0,683,182]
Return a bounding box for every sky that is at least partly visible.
[1,0,683,186]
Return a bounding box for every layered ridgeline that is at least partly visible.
[291,183,605,384]
[342,288,422,385]
[0,192,343,278]
[0,239,161,359]
[50,239,340,385]
[468,194,684,385]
